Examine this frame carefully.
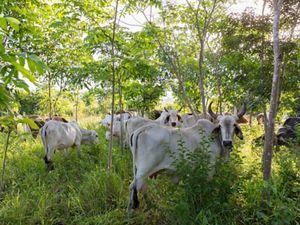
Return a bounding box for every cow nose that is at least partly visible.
[223,140,233,148]
[171,122,176,127]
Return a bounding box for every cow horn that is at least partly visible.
[164,107,169,112]
[237,102,246,118]
[178,106,183,112]
[208,102,218,120]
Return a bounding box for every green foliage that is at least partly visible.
[0,119,299,224]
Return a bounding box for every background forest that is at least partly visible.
[0,0,299,224]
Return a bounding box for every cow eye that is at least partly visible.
[165,115,170,123]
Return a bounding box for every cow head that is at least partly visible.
[276,127,296,146]
[164,108,183,127]
[209,102,246,151]
[100,114,112,127]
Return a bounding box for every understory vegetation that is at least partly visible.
[0,118,299,225]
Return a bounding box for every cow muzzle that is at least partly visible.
[171,122,177,127]
[223,140,233,149]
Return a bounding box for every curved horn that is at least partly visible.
[237,102,246,118]
[208,102,218,120]
[178,106,183,112]
[164,107,169,112]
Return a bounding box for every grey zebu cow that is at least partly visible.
[41,120,98,170]
[181,113,213,128]
[105,108,183,145]
[128,102,246,211]
[100,111,133,127]
[124,109,183,145]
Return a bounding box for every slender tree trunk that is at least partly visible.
[75,89,79,122]
[48,72,52,119]
[263,0,282,181]
[107,0,119,171]
[0,130,11,192]
[186,0,217,117]
[53,83,64,116]
[118,77,124,152]
[198,38,207,116]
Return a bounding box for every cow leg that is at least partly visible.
[63,148,69,157]
[44,146,54,171]
[76,145,81,157]
[128,181,139,212]
[44,155,54,171]
[128,175,147,214]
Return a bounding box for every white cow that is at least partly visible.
[105,109,183,146]
[128,102,246,211]
[41,120,98,170]
[100,112,132,127]
[181,113,213,128]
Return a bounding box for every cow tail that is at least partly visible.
[41,125,48,157]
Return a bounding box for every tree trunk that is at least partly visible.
[185,0,218,117]
[0,130,11,192]
[48,71,52,119]
[198,38,207,117]
[107,0,119,171]
[263,0,282,181]
[75,89,79,122]
[118,77,124,152]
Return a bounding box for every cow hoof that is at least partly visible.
[47,163,54,171]
[129,185,139,209]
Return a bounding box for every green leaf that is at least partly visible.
[6,17,20,32]
[17,118,39,129]
[27,58,36,73]
[0,17,7,31]
[28,54,48,74]
[10,61,36,84]
[14,79,30,92]
[0,36,4,52]
[19,55,25,66]
[50,20,63,28]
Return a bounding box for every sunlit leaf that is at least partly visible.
[6,17,20,32]
[16,118,39,129]
[0,17,7,31]
[0,36,4,52]
[27,58,36,73]
[10,61,36,84]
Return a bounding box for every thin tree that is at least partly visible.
[139,9,198,119]
[186,0,219,118]
[47,70,52,119]
[107,0,119,171]
[263,0,283,181]
[0,129,11,192]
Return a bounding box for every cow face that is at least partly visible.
[209,102,246,150]
[164,108,182,127]
[212,115,244,149]
[101,114,112,127]
[90,130,99,144]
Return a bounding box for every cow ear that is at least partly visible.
[164,115,170,124]
[211,125,220,138]
[177,115,183,122]
[234,124,243,140]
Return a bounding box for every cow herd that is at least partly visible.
[0,104,298,213]
[100,104,299,212]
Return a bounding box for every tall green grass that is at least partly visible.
[0,120,299,224]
